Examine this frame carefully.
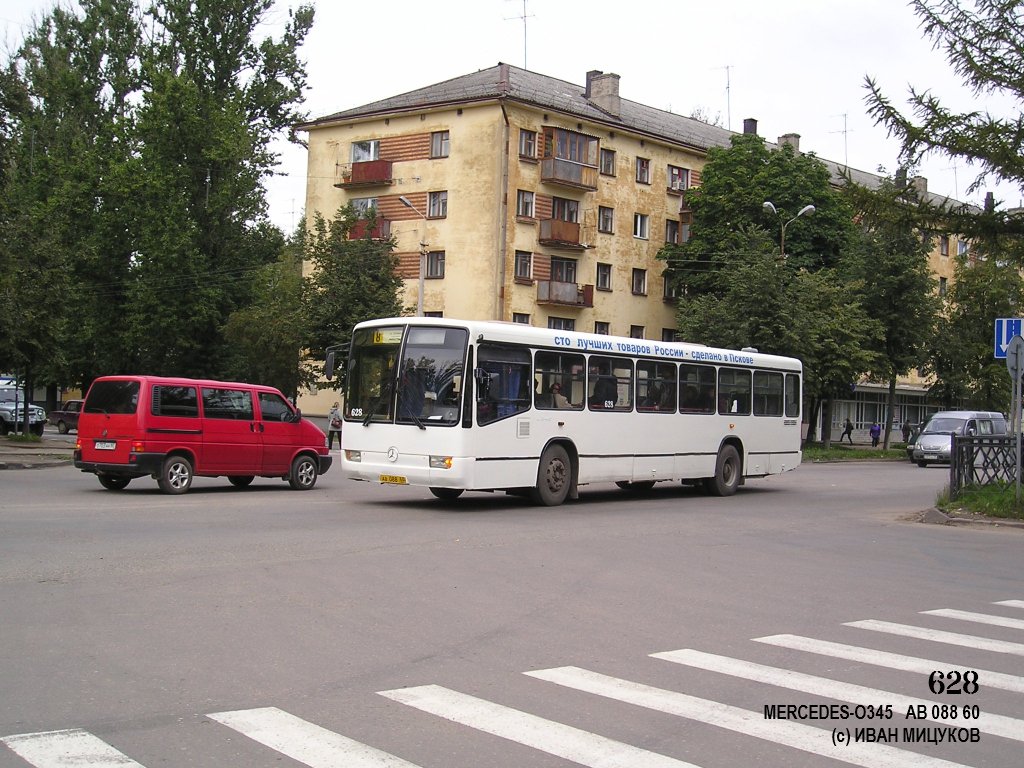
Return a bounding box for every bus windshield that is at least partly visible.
[345,325,468,426]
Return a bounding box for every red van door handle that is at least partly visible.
[250,422,264,433]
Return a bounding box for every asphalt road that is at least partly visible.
[0,461,1021,768]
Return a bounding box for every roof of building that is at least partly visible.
[297,62,958,206]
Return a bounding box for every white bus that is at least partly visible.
[336,317,802,505]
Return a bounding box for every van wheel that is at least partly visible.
[704,445,740,497]
[98,475,130,491]
[158,455,193,494]
[917,461,928,468]
[229,475,254,488]
[289,455,318,490]
[429,487,464,500]
[531,444,572,506]
[57,421,68,434]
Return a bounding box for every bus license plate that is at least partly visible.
[380,474,408,485]
[95,441,116,450]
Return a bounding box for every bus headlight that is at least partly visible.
[429,455,453,469]
[345,450,361,462]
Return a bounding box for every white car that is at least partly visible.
[912,410,1007,467]
[0,387,47,436]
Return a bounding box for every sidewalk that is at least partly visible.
[0,436,75,470]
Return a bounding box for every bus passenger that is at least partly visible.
[550,382,570,408]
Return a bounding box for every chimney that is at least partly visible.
[911,175,928,197]
[777,133,801,153]
[585,70,620,117]
[985,191,995,212]
[743,118,758,135]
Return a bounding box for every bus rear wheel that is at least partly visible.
[616,480,655,493]
[704,445,740,497]
[531,444,572,506]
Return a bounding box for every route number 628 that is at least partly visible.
[929,670,979,695]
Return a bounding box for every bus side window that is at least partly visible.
[476,344,532,425]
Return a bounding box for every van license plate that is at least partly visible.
[924,454,937,460]
[379,474,407,485]
[95,441,116,450]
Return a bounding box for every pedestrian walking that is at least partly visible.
[841,417,854,444]
[328,401,343,450]
[869,421,881,448]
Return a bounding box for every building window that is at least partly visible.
[596,262,612,291]
[595,321,610,335]
[939,235,950,256]
[548,316,575,331]
[551,257,577,283]
[516,190,535,218]
[543,127,598,166]
[630,325,645,339]
[552,196,579,223]
[663,275,678,301]
[598,206,614,234]
[667,165,689,190]
[424,311,444,318]
[632,268,647,295]
[957,239,969,256]
[633,213,649,239]
[518,129,537,159]
[600,148,616,176]
[430,130,450,158]
[351,139,380,162]
[636,157,650,184]
[426,251,445,278]
[514,250,532,281]
[428,190,447,218]
[662,328,677,342]
[351,197,377,215]
[665,219,680,244]
[939,276,948,296]
[512,312,531,324]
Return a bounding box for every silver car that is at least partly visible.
[912,410,1007,467]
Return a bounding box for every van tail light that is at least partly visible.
[74,439,82,450]
[131,441,145,453]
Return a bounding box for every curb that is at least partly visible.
[918,507,1024,529]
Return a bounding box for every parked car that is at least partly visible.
[48,399,84,433]
[0,387,46,436]
[74,375,332,493]
[912,410,1007,467]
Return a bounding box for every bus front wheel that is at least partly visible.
[429,487,464,501]
[704,445,740,497]
[531,444,572,506]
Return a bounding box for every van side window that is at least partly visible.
[259,392,293,422]
[201,388,253,420]
[151,385,199,417]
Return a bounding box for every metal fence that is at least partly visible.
[949,434,1019,498]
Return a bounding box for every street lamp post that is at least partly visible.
[399,195,428,316]
[762,201,815,259]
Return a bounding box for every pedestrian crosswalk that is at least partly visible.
[3,600,1022,768]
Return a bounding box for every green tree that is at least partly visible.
[864,0,1024,237]
[302,206,406,388]
[661,133,876,443]
[842,175,940,447]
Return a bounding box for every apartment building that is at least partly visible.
[296,63,961,432]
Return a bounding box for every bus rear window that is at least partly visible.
[84,380,140,414]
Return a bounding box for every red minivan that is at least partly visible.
[74,376,332,493]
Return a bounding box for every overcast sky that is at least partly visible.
[3,0,1021,233]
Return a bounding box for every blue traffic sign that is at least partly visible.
[995,318,1024,358]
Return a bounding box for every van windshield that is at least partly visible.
[922,417,966,434]
[85,381,140,414]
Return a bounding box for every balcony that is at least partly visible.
[541,158,599,191]
[348,218,391,240]
[677,189,694,225]
[537,280,594,308]
[538,219,586,249]
[335,159,394,188]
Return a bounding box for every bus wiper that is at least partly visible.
[363,377,395,426]
[410,413,426,430]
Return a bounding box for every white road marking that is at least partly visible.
[921,609,1024,631]
[652,648,1022,741]
[378,684,698,768]
[846,620,1024,656]
[995,600,1024,609]
[207,707,421,767]
[0,729,145,767]
[754,634,1024,693]
[527,666,972,768]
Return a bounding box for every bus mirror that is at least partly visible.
[324,351,335,380]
